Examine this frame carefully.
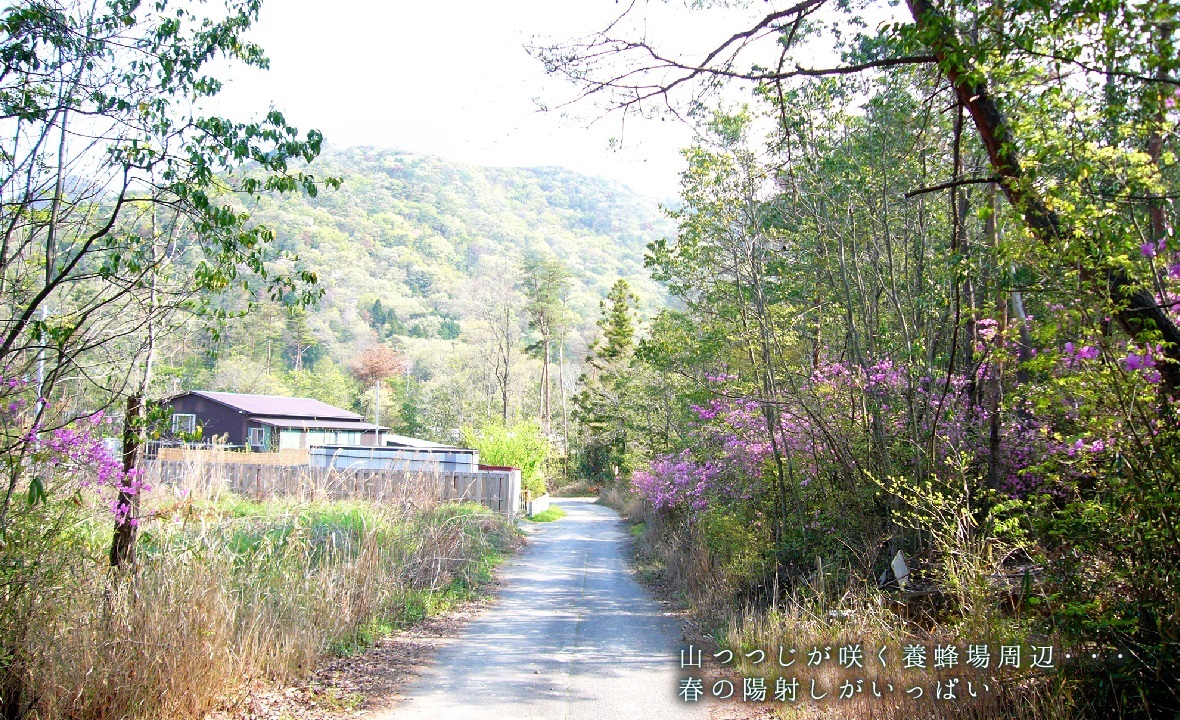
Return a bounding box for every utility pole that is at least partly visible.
[375,379,381,446]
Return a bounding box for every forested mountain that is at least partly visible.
[253,146,667,342]
[154,147,673,437]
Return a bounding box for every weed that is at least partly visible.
[305,686,368,713]
[527,505,567,522]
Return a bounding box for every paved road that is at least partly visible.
[379,498,705,720]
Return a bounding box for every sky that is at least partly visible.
[210,1,775,200]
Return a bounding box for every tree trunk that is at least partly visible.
[500,305,512,422]
[542,334,551,434]
[559,301,570,454]
[985,188,1004,491]
[907,0,1180,390]
[110,395,142,569]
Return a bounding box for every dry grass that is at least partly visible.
[597,483,645,518]
[618,497,752,621]
[1,472,514,720]
[718,597,1069,720]
[609,483,1075,720]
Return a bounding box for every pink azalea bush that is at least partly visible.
[631,337,1155,514]
[2,378,148,525]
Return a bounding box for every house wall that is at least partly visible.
[244,421,273,450]
[165,395,250,445]
[165,394,381,450]
[274,428,369,450]
[240,424,370,451]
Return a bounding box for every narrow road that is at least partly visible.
[376,498,704,720]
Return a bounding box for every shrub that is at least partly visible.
[462,420,551,496]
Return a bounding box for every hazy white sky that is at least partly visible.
[211,1,774,199]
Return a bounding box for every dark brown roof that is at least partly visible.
[187,391,363,420]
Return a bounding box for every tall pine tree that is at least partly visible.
[574,279,639,482]
[519,254,572,436]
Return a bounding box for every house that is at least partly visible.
[163,391,387,450]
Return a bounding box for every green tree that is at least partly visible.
[209,354,290,396]
[462,420,550,496]
[389,374,429,438]
[519,253,572,435]
[541,2,1180,712]
[286,358,359,410]
[284,305,322,372]
[574,279,640,482]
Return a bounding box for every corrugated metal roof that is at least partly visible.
[252,416,387,431]
[314,437,475,453]
[381,433,464,450]
[189,391,362,420]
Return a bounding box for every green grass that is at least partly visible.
[527,505,566,522]
[138,496,413,569]
[629,521,647,538]
[313,688,365,713]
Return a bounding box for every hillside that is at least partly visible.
[251,147,667,347]
[158,146,674,436]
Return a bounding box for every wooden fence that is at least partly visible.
[144,460,521,518]
[155,447,310,466]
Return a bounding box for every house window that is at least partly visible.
[247,426,272,449]
[306,430,341,447]
[172,413,196,434]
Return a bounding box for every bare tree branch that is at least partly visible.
[904,175,999,198]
